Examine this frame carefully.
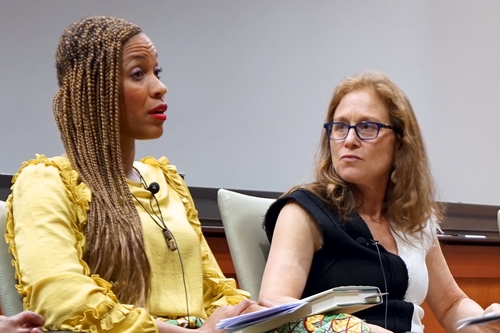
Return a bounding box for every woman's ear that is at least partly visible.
[396,137,403,150]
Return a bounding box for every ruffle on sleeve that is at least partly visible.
[19,274,156,333]
[10,154,91,226]
[4,199,26,299]
[5,155,158,333]
[56,276,156,333]
[5,154,92,295]
[203,277,251,316]
[200,238,250,315]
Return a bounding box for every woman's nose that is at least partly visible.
[151,77,167,99]
[344,126,360,146]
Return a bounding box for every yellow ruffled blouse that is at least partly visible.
[5,155,249,333]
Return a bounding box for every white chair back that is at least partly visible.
[217,189,274,301]
[0,200,23,316]
[497,209,500,236]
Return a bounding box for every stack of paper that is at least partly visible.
[216,286,384,333]
[216,301,307,331]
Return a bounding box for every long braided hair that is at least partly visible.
[53,16,151,306]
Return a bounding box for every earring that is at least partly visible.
[390,170,396,183]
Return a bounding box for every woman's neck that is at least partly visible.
[121,138,137,181]
[357,184,387,222]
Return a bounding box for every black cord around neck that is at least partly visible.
[131,166,190,318]
[132,167,177,251]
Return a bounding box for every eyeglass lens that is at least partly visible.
[331,122,380,139]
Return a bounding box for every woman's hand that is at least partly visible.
[484,303,500,315]
[156,300,256,333]
[240,303,269,314]
[258,297,282,308]
[198,299,256,333]
[480,303,500,332]
[0,311,44,333]
[367,323,394,333]
[239,297,285,314]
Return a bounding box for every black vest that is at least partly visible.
[264,189,414,333]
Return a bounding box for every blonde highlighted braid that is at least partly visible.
[53,16,150,306]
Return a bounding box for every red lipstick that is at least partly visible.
[148,103,167,121]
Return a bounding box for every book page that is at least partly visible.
[216,301,306,330]
[216,286,382,332]
[457,311,500,330]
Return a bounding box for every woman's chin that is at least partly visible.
[150,132,163,140]
[338,171,362,184]
[138,129,164,140]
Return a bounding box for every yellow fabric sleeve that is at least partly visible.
[6,155,157,333]
[141,157,250,315]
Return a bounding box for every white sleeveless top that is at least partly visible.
[391,220,438,333]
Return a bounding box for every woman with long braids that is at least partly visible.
[5,16,252,333]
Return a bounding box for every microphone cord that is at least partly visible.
[372,241,389,330]
[133,167,176,251]
[169,232,190,320]
[131,167,190,320]
[147,187,191,319]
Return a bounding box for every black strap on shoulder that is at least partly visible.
[289,189,338,223]
[264,189,341,241]
[264,188,373,251]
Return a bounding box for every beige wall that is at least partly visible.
[1,0,499,205]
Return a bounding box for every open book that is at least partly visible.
[216,286,384,333]
[457,311,500,330]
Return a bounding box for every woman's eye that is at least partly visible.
[154,67,163,79]
[131,69,144,80]
[359,123,372,130]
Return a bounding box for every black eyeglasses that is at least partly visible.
[323,121,394,140]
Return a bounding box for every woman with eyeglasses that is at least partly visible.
[257,71,500,332]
